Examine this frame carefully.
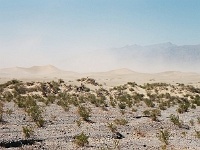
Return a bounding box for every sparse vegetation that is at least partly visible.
[0,101,3,122]
[78,105,91,121]
[0,79,200,149]
[170,114,182,128]
[114,118,128,125]
[158,129,170,145]
[74,132,89,147]
[22,126,34,139]
[195,130,200,139]
[107,122,117,132]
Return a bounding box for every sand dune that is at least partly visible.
[0,65,200,86]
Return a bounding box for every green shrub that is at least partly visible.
[57,99,69,111]
[78,106,91,121]
[118,102,126,109]
[0,101,3,122]
[144,98,155,107]
[192,95,200,106]
[177,102,190,114]
[170,114,182,128]
[158,129,170,145]
[150,109,161,121]
[22,126,34,138]
[143,110,150,116]
[74,132,89,147]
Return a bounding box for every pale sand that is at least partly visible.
[0,65,200,87]
[1,65,200,149]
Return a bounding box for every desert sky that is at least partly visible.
[0,0,200,72]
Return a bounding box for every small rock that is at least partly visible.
[112,132,125,139]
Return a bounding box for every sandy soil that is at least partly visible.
[0,66,200,150]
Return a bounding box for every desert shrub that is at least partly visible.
[78,106,91,121]
[114,118,128,126]
[90,95,106,107]
[190,119,194,126]
[0,101,3,122]
[144,98,155,107]
[158,129,170,145]
[76,119,82,127]
[118,102,126,109]
[58,79,64,84]
[107,122,117,132]
[150,109,161,121]
[74,132,89,147]
[191,104,196,109]
[70,96,79,106]
[187,86,200,94]
[2,91,13,102]
[50,81,60,94]
[177,102,190,114]
[15,96,44,127]
[192,95,200,106]
[46,94,56,105]
[132,107,137,112]
[170,114,182,128]
[197,117,200,124]
[127,82,137,87]
[27,104,44,127]
[143,110,150,116]
[22,126,34,138]
[6,109,13,115]
[195,130,200,138]
[110,99,117,108]
[117,93,133,108]
[132,93,144,103]
[159,101,168,110]
[120,109,126,115]
[181,131,187,137]
[0,79,21,89]
[57,99,69,111]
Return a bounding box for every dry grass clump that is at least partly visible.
[107,122,117,132]
[158,129,170,145]
[114,118,128,125]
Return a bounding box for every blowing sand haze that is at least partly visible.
[1,0,200,149]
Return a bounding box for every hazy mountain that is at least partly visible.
[110,42,200,73]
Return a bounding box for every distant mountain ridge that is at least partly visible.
[110,42,200,73]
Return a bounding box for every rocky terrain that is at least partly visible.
[0,76,200,150]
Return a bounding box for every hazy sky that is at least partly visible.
[0,0,200,72]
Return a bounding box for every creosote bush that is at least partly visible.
[170,114,182,128]
[78,105,91,121]
[74,132,89,147]
[15,96,44,127]
[22,126,34,139]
